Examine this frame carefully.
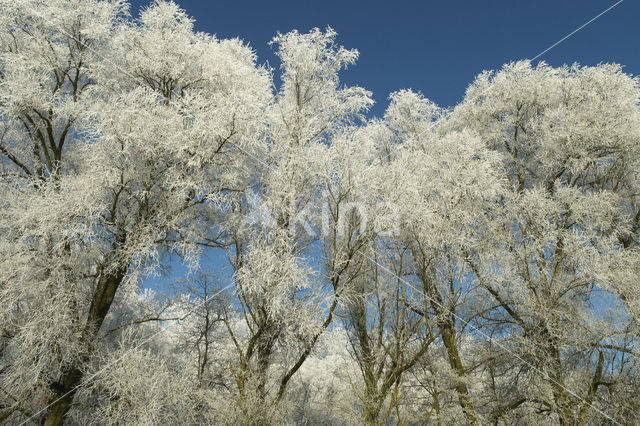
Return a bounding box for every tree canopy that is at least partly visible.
[0,1,638,425]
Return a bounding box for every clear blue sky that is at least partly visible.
[128,0,639,117]
[130,0,639,288]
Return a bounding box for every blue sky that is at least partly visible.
[130,0,639,288]
[128,0,640,118]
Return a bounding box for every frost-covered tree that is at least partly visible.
[452,60,640,424]
[0,1,270,423]
[320,120,437,425]
[220,27,373,425]
[379,89,505,425]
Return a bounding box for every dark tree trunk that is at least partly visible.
[43,265,126,425]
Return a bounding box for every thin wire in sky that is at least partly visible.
[531,0,624,61]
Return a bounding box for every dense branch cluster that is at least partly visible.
[1,1,639,425]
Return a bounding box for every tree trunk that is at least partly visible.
[363,400,382,426]
[535,324,574,425]
[42,365,83,426]
[440,323,479,426]
[43,265,126,425]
